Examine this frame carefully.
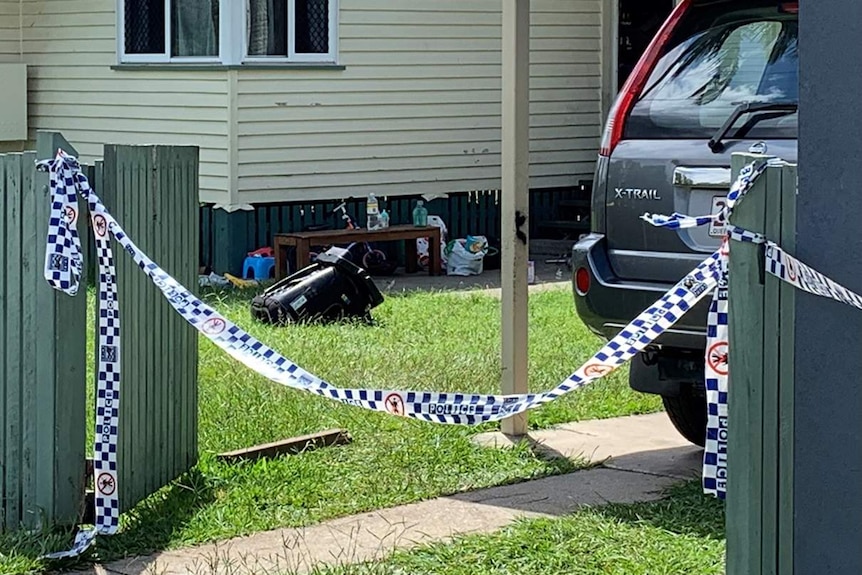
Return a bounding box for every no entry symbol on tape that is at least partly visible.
[385,393,405,416]
[708,342,729,376]
[584,364,613,378]
[97,473,116,496]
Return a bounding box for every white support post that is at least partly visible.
[500,0,530,437]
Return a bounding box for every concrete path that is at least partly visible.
[77,413,702,575]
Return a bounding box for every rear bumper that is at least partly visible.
[571,233,711,351]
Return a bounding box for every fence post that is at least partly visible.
[726,154,797,574]
[100,144,199,512]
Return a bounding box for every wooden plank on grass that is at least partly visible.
[217,429,352,464]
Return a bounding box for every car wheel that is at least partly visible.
[661,387,707,447]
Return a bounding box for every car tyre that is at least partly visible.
[662,388,707,447]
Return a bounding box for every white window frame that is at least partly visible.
[118,0,339,65]
[117,0,224,64]
[241,0,339,64]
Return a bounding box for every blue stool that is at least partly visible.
[243,256,275,280]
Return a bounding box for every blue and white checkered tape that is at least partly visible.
[645,159,862,499]
[41,151,862,559]
[41,152,724,426]
[38,150,725,558]
[702,243,729,499]
[39,151,122,559]
[731,225,862,311]
[641,158,783,230]
[642,159,780,499]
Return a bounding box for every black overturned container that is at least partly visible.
[251,246,385,325]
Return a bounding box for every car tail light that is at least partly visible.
[599,0,691,157]
[575,267,591,295]
[780,2,799,14]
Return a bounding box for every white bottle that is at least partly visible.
[367,193,380,230]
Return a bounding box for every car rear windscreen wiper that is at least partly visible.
[708,102,799,153]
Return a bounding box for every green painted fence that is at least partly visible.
[1,134,200,532]
[726,154,797,575]
[1,133,88,530]
[99,144,200,513]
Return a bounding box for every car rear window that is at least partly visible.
[625,2,798,140]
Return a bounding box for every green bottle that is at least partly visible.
[412,200,428,227]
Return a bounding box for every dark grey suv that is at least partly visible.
[572,0,798,446]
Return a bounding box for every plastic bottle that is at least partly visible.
[380,209,390,229]
[367,193,380,230]
[412,200,428,227]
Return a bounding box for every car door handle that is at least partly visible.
[673,167,731,189]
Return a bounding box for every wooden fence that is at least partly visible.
[1,132,199,531]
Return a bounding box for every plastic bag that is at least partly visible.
[446,236,488,276]
[417,215,449,267]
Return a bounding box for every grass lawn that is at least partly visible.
[0,286,662,574]
[315,481,726,575]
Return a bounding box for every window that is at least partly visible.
[246,0,337,62]
[625,5,798,140]
[121,0,220,62]
[119,0,338,64]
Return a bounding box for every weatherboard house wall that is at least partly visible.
[0,0,606,209]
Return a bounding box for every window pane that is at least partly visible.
[248,0,288,56]
[295,0,329,54]
[125,0,165,54]
[171,0,220,57]
[627,3,798,140]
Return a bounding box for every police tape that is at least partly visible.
[639,158,782,500]
[38,149,726,558]
[41,151,859,560]
[703,243,729,499]
[731,227,862,310]
[41,151,728,426]
[641,158,784,232]
[644,158,862,499]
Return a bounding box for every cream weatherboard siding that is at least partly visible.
[0,0,19,59]
[19,0,231,204]
[0,2,25,151]
[235,0,604,204]
[3,0,607,206]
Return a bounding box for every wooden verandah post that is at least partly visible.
[500,0,531,437]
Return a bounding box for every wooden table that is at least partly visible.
[274,225,442,279]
